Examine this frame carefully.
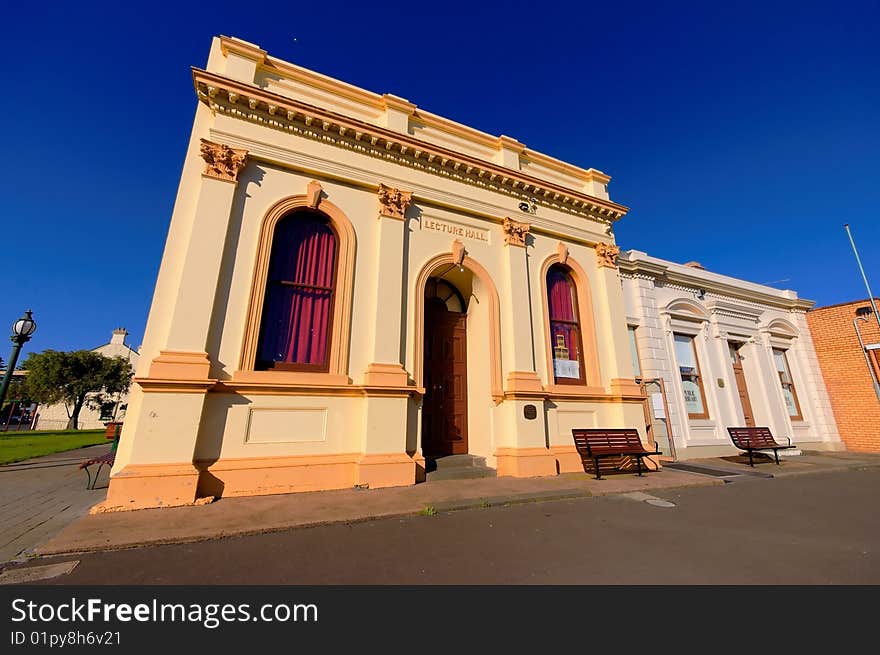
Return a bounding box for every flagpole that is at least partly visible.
[844,224,880,330]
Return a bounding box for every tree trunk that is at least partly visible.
[66,399,84,430]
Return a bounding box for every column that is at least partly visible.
[362,184,411,387]
[106,139,248,510]
[595,243,643,398]
[495,218,555,478]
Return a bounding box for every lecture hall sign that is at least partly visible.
[421,217,489,243]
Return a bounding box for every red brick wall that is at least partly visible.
[807,299,880,452]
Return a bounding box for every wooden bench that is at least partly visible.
[79,449,115,490]
[727,427,795,467]
[79,425,121,489]
[572,428,661,480]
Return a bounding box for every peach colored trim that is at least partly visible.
[106,463,200,510]
[413,253,503,400]
[583,169,611,185]
[539,253,602,388]
[356,453,417,489]
[497,135,526,153]
[363,363,409,386]
[135,378,218,394]
[193,69,629,220]
[240,190,356,378]
[494,447,557,478]
[306,180,322,208]
[197,453,360,498]
[232,370,350,385]
[213,380,421,397]
[382,94,416,114]
[148,350,212,380]
[610,378,644,397]
[549,445,584,474]
[505,371,544,393]
[220,36,268,64]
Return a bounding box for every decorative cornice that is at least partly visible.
[596,242,620,268]
[192,68,628,225]
[199,139,248,182]
[619,256,814,312]
[502,217,530,247]
[377,183,412,219]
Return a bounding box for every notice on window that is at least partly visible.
[682,380,705,415]
[782,389,798,417]
[651,393,666,419]
[554,359,580,379]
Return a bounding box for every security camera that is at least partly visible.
[518,202,531,213]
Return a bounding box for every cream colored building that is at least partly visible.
[108,35,647,509]
[619,250,842,459]
[35,328,140,431]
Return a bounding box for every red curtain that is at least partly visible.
[547,266,579,362]
[258,214,336,367]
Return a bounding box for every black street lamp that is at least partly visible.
[0,310,37,414]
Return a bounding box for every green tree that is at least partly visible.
[22,350,133,430]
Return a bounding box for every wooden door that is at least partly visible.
[729,343,755,427]
[422,300,468,456]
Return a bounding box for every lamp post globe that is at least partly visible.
[0,310,37,423]
[12,310,36,340]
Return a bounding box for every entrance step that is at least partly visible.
[425,454,497,481]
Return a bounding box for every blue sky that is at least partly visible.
[2,0,878,356]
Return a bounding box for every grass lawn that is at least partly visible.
[0,429,107,465]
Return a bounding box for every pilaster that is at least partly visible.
[500,218,542,392]
[363,184,412,387]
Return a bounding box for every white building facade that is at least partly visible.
[34,328,140,431]
[619,250,842,459]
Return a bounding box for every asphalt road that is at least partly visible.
[13,467,880,584]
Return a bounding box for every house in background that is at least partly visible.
[619,250,842,459]
[807,299,880,452]
[34,328,140,431]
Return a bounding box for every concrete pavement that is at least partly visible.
[26,448,880,559]
[10,466,880,584]
[0,444,112,563]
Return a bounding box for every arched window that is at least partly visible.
[547,264,586,384]
[256,210,337,371]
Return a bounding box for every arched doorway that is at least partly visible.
[422,277,469,458]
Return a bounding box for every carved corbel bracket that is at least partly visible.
[502,217,529,247]
[199,139,248,182]
[595,242,620,268]
[377,183,413,219]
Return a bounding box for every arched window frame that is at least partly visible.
[238,192,355,384]
[539,255,602,391]
[255,211,339,372]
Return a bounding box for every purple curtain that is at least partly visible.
[547,266,579,363]
[258,214,336,366]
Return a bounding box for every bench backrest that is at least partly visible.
[572,429,646,455]
[727,427,780,449]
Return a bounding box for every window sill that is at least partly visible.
[232,370,351,386]
[687,419,716,428]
